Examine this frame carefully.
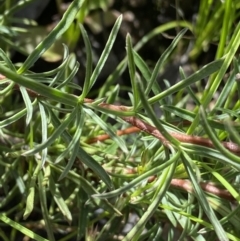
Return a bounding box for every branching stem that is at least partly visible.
[2,79,240,155]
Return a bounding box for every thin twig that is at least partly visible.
[121,166,234,201]
[123,116,240,155]
[87,126,140,144]
[2,78,238,201]
[171,179,234,201]
[2,78,240,155]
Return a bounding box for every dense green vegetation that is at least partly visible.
[1,0,240,240]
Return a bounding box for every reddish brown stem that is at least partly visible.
[171,179,234,201]
[87,126,140,144]
[1,77,240,155]
[125,167,234,201]
[123,116,240,155]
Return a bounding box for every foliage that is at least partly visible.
[0,0,240,241]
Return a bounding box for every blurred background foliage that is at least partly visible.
[2,0,240,96]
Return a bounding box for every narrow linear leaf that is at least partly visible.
[0,107,28,128]
[49,45,69,87]
[181,143,240,170]
[38,171,55,241]
[0,48,16,71]
[179,67,201,106]
[58,138,80,181]
[0,65,79,107]
[133,50,166,106]
[212,57,238,109]
[23,161,41,220]
[0,214,48,241]
[20,86,33,126]
[163,105,195,122]
[207,197,240,229]
[56,61,80,89]
[123,152,179,241]
[84,108,128,153]
[23,107,77,156]
[99,21,192,97]
[201,162,240,202]
[50,164,121,216]
[93,153,179,199]
[224,120,240,147]
[4,0,34,16]
[53,110,81,164]
[148,58,224,106]
[58,107,84,180]
[49,177,72,223]
[202,22,240,108]
[0,80,15,96]
[200,106,240,164]
[137,77,180,146]
[126,33,139,109]
[39,102,48,167]
[77,188,88,240]
[49,108,113,190]
[17,0,85,73]
[189,28,240,133]
[161,203,239,241]
[25,51,72,78]
[133,50,151,81]
[145,28,187,96]
[181,151,229,241]
[79,24,92,99]
[89,15,122,89]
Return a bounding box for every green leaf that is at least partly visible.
[38,171,55,241]
[89,15,122,90]
[126,33,139,109]
[201,162,240,203]
[0,213,48,241]
[23,161,41,220]
[77,188,89,240]
[23,107,77,156]
[78,23,92,100]
[181,151,229,241]
[49,177,72,223]
[200,106,240,165]
[213,57,239,110]
[179,67,201,106]
[50,164,121,216]
[17,0,85,74]
[58,106,84,180]
[49,109,114,190]
[0,107,26,128]
[123,152,179,241]
[84,108,128,153]
[19,86,33,126]
[181,143,240,170]
[145,28,187,96]
[39,102,48,167]
[99,20,192,98]
[56,61,80,89]
[0,48,16,71]
[137,76,180,147]
[0,65,79,107]
[133,50,151,81]
[93,153,179,199]
[148,58,224,106]
[202,22,240,108]
[49,44,69,87]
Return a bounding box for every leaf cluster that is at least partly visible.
[0,1,240,241]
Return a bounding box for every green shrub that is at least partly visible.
[1,1,240,241]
